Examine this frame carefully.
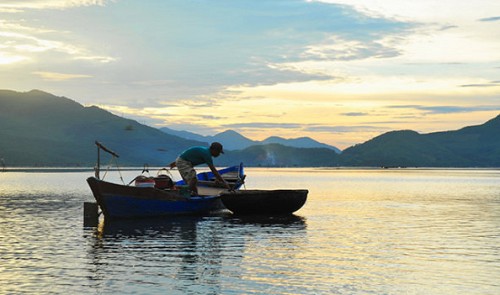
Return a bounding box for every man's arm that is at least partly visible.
[207,163,231,190]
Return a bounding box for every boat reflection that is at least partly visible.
[95,216,203,238]
[83,214,308,293]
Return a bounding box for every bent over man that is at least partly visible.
[169,142,230,195]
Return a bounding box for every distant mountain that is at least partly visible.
[159,127,341,152]
[0,89,341,167]
[159,127,207,142]
[1,89,499,167]
[217,144,340,167]
[339,115,500,167]
[0,90,204,166]
[262,136,341,153]
[211,130,257,150]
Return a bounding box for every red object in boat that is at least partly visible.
[134,176,155,187]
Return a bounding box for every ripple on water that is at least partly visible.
[1,169,500,294]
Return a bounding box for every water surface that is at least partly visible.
[1,168,499,294]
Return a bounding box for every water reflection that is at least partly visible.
[95,216,202,238]
[226,214,306,227]
[83,215,308,294]
[2,169,499,294]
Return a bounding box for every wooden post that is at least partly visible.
[94,141,119,180]
[83,202,99,227]
[95,145,100,179]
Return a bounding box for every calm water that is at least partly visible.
[0,168,499,294]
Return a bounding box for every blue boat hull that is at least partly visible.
[87,164,244,219]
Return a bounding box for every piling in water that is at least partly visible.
[83,202,99,227]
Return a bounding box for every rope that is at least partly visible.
[141,164,150,175]
[113,156,125,184]
[101,155,125,185]
[157,167,174,178]
[101,155,114,180]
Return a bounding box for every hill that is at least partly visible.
[158,127,208,142]
[1,89,499,167]
[0,90,203,166]
[339,115,500,167]
[217,144,340,167]
[0,90,339,167]
[210,130,257,150]
[261,136,340,153]
[159,127,341,152]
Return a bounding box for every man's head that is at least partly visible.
[209,142,224,157]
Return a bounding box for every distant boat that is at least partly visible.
[87,163,245,219]
[220,189,308,215]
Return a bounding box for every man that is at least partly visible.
[169,142,231,195]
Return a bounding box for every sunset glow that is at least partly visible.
[0,0,499,149]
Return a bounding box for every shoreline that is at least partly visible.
[2,166,499,173]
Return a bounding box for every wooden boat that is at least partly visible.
[87,163,245,219]
[86,141,245,219]
[220,189,308,215]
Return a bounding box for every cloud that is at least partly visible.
[0,52,27,64]
[200,115,225,121]
[417,106,500,114]
[460,81,500,87]
[225,122,303,129]
[100,0,415,102]
[438,25,459,31]
[1,0,419,108]
[478,16,500,22]
[0,0,110,12]
[302,35,403,62]
[32,71,92,81]
[223,122,389,134]
[304,125,389,133]
[387,105,500,114]
[0,20,115,66]
[341,112,370,117]
[387,105,424,109]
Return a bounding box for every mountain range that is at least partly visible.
[0,89,499,167]
[159,127,341,152]
[0,90,202,166]
[340,115,500,167]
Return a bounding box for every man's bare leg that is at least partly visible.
[188,178,198,196]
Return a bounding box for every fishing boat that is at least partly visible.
[220,189,308,215]
[86,141,245,220]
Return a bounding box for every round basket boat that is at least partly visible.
[220,189,308,215]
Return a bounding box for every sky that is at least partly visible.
[1,0,499,150]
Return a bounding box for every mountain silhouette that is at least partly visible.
[160,127,341,152]
[339,115,500,167]
[0,90,202,166]
[1,89,499,167]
